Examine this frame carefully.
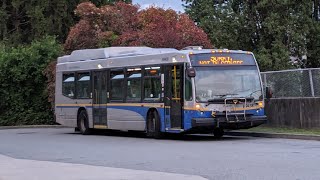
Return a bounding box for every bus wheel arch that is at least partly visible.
[77,108,91,135]
[146,108,163,139]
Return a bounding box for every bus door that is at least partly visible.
[92,71,108,128]
[164,65,184,129]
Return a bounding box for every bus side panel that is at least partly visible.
[86,105,93,128]
[182,110,194,131]
[55,72,70,126]
[107,106,146,131]
[156,107,166,132]
[105,104,165,131]
[182,101,197,131]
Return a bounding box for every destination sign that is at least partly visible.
[190,53,256,66]
[199,56,243,65]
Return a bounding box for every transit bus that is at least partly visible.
[55,46,267,138]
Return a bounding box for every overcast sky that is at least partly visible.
[132,0,185,12]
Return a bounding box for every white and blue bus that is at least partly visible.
[55,46,267,138]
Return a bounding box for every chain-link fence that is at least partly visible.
[261,68,320,98]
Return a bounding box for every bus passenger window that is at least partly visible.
[127,68,142,101]
[110,69,124,101]
[144,67,161,101]
[77,73,90,98]
[62,73,75,98]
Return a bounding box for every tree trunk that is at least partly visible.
[314,0,319,21]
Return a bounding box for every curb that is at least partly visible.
[0,125,67,130]
[226,131,320,141]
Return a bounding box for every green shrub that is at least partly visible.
[0,36,62,126]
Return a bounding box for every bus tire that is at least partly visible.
[77,110,91,135]
[213,128,224,138]
[146,110,163,139]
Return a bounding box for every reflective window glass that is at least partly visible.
[63,73,75,98]
[77,72,90,98]
[127,68,142,101]
[110,69,124,101]
[144,78,161,101]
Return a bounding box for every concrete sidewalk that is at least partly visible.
[0,155,207,180]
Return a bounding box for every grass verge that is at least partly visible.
[241,126,320,136]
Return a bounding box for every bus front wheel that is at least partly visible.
[77,110,91,135]
[213,128,224,138]
[146,110,163,139]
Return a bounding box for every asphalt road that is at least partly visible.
[1,128,320,180]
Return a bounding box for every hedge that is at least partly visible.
[0,37,62,126]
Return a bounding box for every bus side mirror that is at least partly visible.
[187,67,196,77]
[265,86,272,99]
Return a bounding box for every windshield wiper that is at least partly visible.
[206,93,239,104]
[213,93,239,98]
[247,89,262,97]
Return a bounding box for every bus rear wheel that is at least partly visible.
[146,110,163,139]
[213,128,224,138]
[77,110,91,135]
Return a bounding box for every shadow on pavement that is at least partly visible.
[65,129,252,141]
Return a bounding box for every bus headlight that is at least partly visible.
[257,101,263,108]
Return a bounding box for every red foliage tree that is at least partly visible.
[115,7,212,49]
[64,2,212,52]
[64,20,99,53]
[43,60,57,113]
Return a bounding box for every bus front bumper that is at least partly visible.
[191,116,267,130]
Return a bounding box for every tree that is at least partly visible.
[0,36,62,125]
[0,0,132,45]
[313,0,320,21]
[116,7,212,49]
[183,0,320,71]
[90,0,132,6]
[64,2,212,52]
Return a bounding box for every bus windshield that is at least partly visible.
[194,66,262,102]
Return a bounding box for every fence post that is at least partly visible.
[309,69,315,97]
[263,73,267,88]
